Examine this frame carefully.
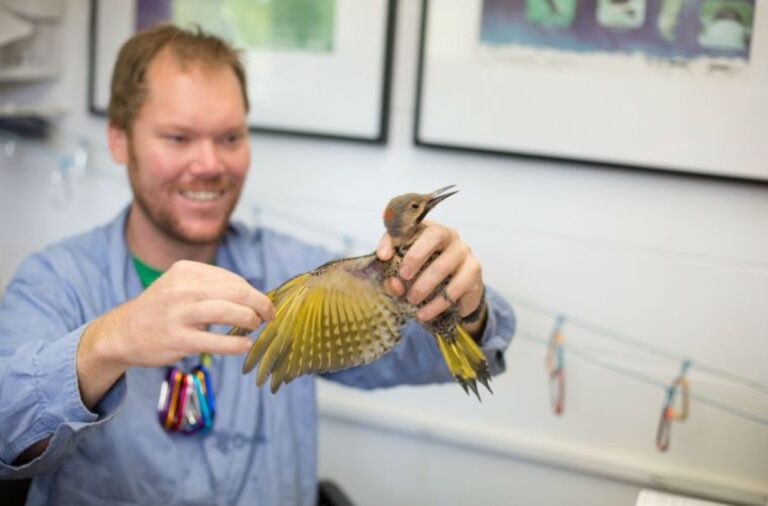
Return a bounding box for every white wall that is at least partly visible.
[1,1,767,505]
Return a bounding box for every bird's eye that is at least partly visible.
[410,202,419,210]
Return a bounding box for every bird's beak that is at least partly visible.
[418,185,458,222]
[426,185,458,211]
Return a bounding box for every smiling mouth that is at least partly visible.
[179,190,226,202]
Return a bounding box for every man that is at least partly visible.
[0,25,515,505]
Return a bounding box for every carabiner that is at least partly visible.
[656,400,674,452]
[163,367,184,430]
[549,367,565,415]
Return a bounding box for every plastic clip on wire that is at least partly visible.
[656,360,691,451]
[157,353,216,434]
[545,316,566,415]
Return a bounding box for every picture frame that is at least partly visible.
[414,0,768,183]
[88,0,396,143]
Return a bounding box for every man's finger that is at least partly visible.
[205,280,276,321]
[190,330,253,355]
[399,223,451,280]
[406,241,464,305]
[377,233,394,261]
[185,300,264,331]
[446,259,484,316]
[383,277,405,297]
[415,260,482,321]
[163,263,276,321]
[415,295,451,322]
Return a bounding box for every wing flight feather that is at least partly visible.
[245,255,404,392]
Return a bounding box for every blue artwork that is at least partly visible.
[480,0,754,61]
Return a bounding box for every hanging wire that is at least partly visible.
[516,331,768,427]
[251,204,374,258]
[509,295,768,395]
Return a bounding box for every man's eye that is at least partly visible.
[166,135,188,144]
[222,133,243,144]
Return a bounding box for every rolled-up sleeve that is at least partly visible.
[476,287,516,375]
[0,254,126,478]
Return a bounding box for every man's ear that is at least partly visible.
[107,122,128,164]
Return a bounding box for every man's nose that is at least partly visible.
[190,138,225,175]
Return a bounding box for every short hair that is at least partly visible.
[107,24,249,131]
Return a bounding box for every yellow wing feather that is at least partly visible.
[244,255,403,393]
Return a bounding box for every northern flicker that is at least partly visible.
[233,185,492,399]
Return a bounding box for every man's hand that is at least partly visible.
[376,221,486,336]
[76,260,273,408]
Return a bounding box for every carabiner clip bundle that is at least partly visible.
[656,360,691,451]
[157,354,216,434]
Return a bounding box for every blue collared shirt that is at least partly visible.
[0,209,515,505]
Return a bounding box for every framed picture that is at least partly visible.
[414,0,768,183]
[89,0,396,143]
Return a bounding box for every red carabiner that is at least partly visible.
[549,368,565,415]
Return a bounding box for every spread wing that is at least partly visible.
[239,254,406,393]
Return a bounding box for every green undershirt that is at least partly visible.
[131,255,164,289]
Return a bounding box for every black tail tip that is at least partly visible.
[477,372,493,394]
[456,376,488,401]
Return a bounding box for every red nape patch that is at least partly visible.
[383,207,394,221]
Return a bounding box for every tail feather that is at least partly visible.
[477,373,493,394]
[456,325,492,393]
[435,325,493,401]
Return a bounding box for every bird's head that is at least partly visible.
[382,185,457,242]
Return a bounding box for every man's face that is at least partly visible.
[120,52,250,245]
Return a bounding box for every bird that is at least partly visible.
[231,185,492,399]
